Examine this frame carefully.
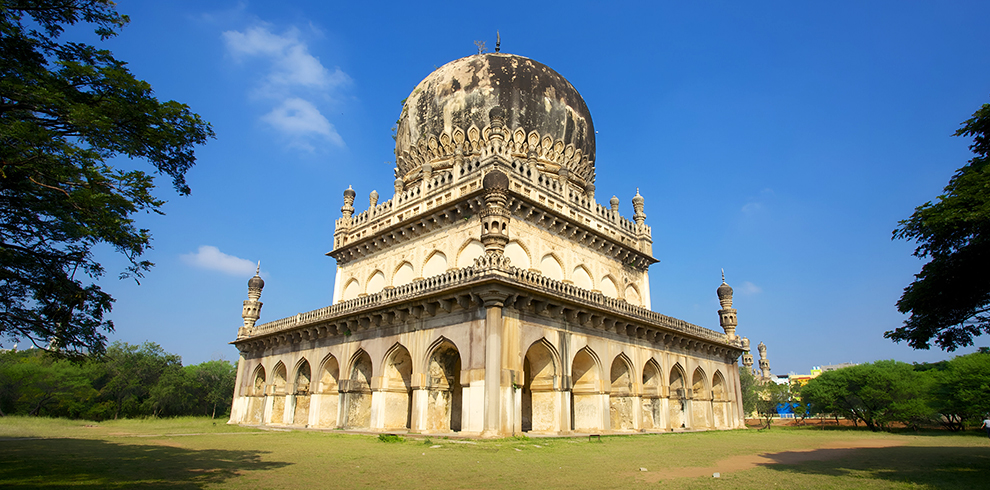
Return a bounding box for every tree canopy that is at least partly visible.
[0,1,213,355]
[888,102,990,351]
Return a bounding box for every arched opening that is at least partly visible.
[382,344,413,429]
[572,265,593,290]
[624,284,641,306]
[271,362,287,424]
[540,254,563,281]
[571,347,602,432]
[600,276,618,299]
[317,355,340,427]
[248,365,266,424]
[523,340,559,432]
[505,241,530,269]
[367,270,386,295]
[692,367,712,428]
[669,364,686,429]
[426,339,462,432]
[609,355,635,430]
[291,360,311,426]
[393,261,415,287]
[341,279,361,301]
[423,251,448,278]
[712,371,728,428]
[641,360,662,430]
[456,240,484,268]
[343,351,372,429]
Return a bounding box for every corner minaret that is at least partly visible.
[480,169,510,257]
[239,263,264,338]
[741,337,754,373]
[757,341,771,379]
[717,269,737,341]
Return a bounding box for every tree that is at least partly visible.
[924,351,990,431]
[94,341,180,419]
[186,360,236,418]
[754,381,794,430]
[738,366,758,417]
[800,361,934,431]
[888,102,990,351]
[0,1,214,356]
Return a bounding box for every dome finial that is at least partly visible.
[721,268,725,284]
[496,30,500,53]
[256,261,261,275]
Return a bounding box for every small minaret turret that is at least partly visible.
[758,341,771,379]
[239,263,265,338]
[632,188,646,226]
[610,195,620,214]
[717,269,738,341]
[741,337,754,373]
[479,168,510,258]
[341,185,356,219]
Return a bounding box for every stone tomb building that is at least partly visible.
[228,53,750,436]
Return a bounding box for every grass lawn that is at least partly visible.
[1,417,989,489]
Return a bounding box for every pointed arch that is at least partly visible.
[425,337,462,432]
[343,350,373,429]
[393,261,415,287]
[522,338,560,433]
[423,250,448,277]
[367,270,386,295]
[642,358,662,396]
[571,346,603,431]
[600,275,619,299]
[572,265,593,290]
[456,239,484,268]
[505,240,531,269]
[341,278,361,301]
[609,353,633,396]
[692,366,709,398]
[669,363,686,397]
[319,353,339,393]
[252,365,266,396]
[712,370,727,401]
[293,358,312,394]
[382,343,413,429]
[624,283,642,306]
[347,350,373,389]
[272,361,287,394]
[540,253,564,281]
[641,358,663,430]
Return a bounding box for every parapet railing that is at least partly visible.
[243,260,727,345]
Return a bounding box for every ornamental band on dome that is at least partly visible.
[229,53,750,436]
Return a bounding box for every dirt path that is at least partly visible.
[640,439,906,482]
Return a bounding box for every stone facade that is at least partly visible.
[229,53,748,436]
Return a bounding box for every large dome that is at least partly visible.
[394,53,595,188]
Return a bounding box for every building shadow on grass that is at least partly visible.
[762,446,990,490]
[0,437,289,488]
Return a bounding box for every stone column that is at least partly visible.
[480,291,507,437]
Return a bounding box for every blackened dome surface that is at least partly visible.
[717,282,733,300]
[248,274,265,290]
[483,169,509,190]
[395,53,595,184]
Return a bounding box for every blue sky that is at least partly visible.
[72,1,990,373]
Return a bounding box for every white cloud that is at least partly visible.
[180,246,257,277]
[261,98,343,146]
[222,24,350,149]
[741,188,774,215]
[739,281,763,295]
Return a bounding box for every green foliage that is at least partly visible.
[754,381,794,430]
[800,360,935,431]
[925,351,990,430]
[0,0,214,356]
[0,341,235,419]
[738,366,758,416]
[378,433,404,443]
[889,102,990,351]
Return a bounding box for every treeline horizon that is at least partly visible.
[0,341,235,420]
[747,350,990,432]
